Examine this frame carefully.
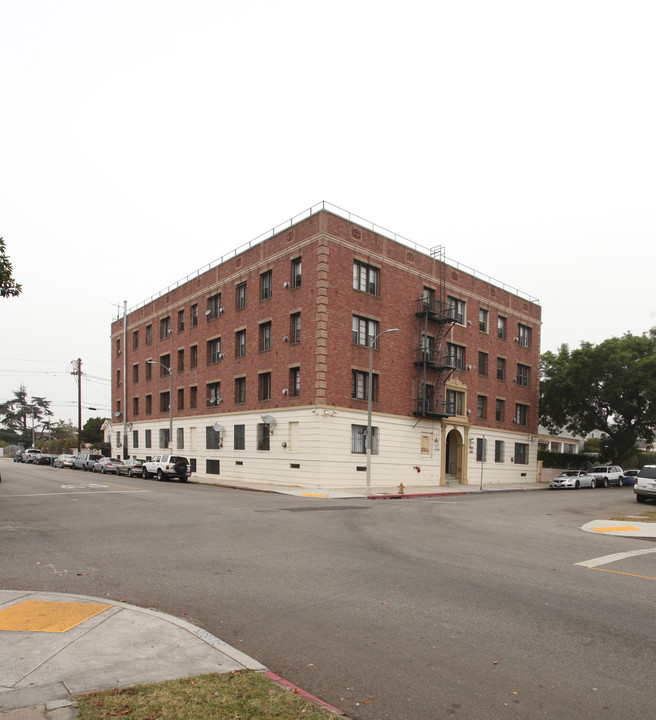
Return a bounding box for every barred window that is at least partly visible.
[351,424,378,454]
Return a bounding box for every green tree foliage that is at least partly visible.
[81,416,106,445]
[0,237,22,298]
[540,330,656,465]
[0,385,53,444]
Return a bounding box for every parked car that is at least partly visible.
[92,457,123,474]
[117,458,144,478]
[53,454,77,468]
[72,453,104,471]
[35,454,55,465]
[550,470,597,490]
[634,466,656,503]
[23,448,43,464]
[13,451,24,462]
[622,469,640,486]
[589,465,624,488]
[142,455,192,482]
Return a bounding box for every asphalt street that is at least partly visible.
[2,461,655,720]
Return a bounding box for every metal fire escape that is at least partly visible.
[414,245,457,418]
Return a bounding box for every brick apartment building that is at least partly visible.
[110,203,541,489]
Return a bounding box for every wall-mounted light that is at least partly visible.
[466,409,471,415]
[218,353,224,360]
[282,388,288,395]
[283,335,289,342]
[204,309,211,316]
[466,364,472,370]
[114,411,122,418]
[283,281,290,288]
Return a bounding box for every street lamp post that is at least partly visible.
[366,328,399,496]
[147,360,173,450]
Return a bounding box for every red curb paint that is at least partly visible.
[262,670,346,716]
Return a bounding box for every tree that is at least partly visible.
[540,330,656,466]
[0,385,53,445]
[0,237,22,298]
[81,416,107,445]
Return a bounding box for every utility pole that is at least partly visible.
[72,358,82,452]
[123,301,128,459]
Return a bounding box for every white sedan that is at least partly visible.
[550,470,597,489]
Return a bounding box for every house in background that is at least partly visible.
[110,203,541,489]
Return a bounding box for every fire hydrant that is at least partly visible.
[398,482,405,495]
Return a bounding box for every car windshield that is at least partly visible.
[590,467,607,473]
[561,471,580,477]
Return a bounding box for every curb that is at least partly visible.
[262,671,346,716]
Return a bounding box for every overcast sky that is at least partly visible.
[1,0,654,427]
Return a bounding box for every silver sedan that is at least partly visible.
[550,470,597,489]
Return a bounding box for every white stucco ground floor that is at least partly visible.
[109,406,539,490]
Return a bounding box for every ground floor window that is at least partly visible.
[176,427,184,449]
[206,459,220,475]
[351,424,378,454]
[145,429,151,448]
[476,437,487,462]
[257,423,270,451]
[495,440,505,463]
[159,428,170,449]
[514,443,529,464]
[206,426,221,450]
[234,424,245,450]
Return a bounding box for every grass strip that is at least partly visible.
[74,671,343,720]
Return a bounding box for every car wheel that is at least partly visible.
[157,469,164,481]
[101,466,106,474]
[575,480,580,489]
[637,494,647,503]
[590,478,596,489]
[143,467,150,479]
[603,478,609,488]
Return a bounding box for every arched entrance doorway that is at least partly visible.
[444,428,462,485]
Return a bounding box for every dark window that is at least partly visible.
[145,429,151,449]
[446,389,464,415]
[495,399,505,422]
[236,329,246,357]
[290,313,301,343]
[206,459,220,475]
[257,423,270,451]
[146,324,152,345]
[236,282,247,310]
[517,364,530,387]
[518,324,532,348]
[176,427,184,449]
[497,357,506,381]
[190,386,197,409]
[159,428,170,449]
[208,338,222,364]
[132,397,139,416]
[514,443,529,464]
[477,395,487,419]
[206,426,221,450]
[515,404,528,426]
[178,310,185,332]
[352,370,377,401]
[495,440,505,463]
[479,308,489,333]
[159,355,171,376]
[160,391,170,413]
[190,344,198,369]
[234,424,245,450]
[290,367,300,397]
[353,260,379,295]
[133,364,139,384]
[447,343,465,370]
[478,352,488,377]
[260,270,273,300]
[133,330,139,350]
[207,382,221,407]
[145,395,152,414]
[146,361,152,381]
[177,388,184,410]
[133,430,139,449]
[191,304,198,327]
[207,293,222,320]
[351,424,377,454]
[259,322,271,352]
[447,296,465,325]
[476,437,487,462]
[177,349,184,373]
[291,257,302,288]
[235,377,246,404]
[160,316,171,339]
[352,315,379,347]
[497,316,507,340]
[259,372,272,401]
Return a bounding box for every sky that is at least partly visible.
[1,0,655,428]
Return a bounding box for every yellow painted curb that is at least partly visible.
[0,600,112,632]
[593,526,641,533]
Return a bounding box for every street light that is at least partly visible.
[147,360,173,450]
[366,327,399,495]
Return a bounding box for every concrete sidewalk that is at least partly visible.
[0,590,266,720]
